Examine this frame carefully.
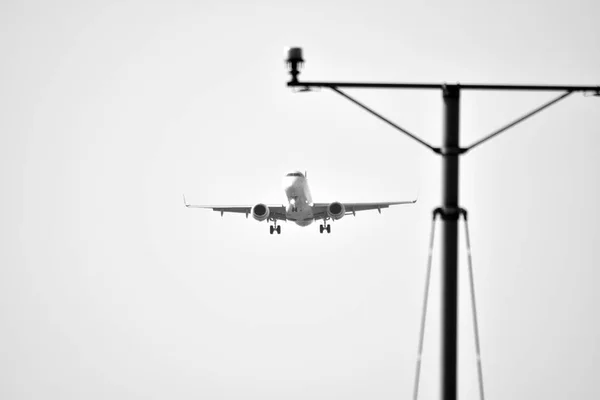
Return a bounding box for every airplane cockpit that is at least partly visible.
[286,171,305,178]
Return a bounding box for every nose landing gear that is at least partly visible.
[290,196,298,213]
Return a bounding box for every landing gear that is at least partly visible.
[269,221,281,235]
[319,222,331,234]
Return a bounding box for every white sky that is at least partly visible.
[1,0,600,399]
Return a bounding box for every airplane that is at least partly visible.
[183,171,416,234]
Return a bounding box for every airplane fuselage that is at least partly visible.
[282,172,314,226]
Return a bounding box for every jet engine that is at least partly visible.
[252,203,270,221]
[327,202,346,220]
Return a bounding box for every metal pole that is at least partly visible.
[441,85,460,400]
[285,48,598,400]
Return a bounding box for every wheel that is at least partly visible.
[326,225,331,233]
[276,226,281,234]
[270,226,274,234]
[319,225,324,234]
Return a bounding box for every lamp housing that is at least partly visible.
[285,47,304,83]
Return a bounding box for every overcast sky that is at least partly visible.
[2,1,600,399]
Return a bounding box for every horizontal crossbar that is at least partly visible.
[288,81,600,92]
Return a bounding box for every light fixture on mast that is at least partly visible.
[285,47,304,84]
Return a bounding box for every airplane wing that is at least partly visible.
[311,199,416,220]
[183,196,287,221]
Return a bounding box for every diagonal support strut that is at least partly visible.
[329,87,438,153]
[465,91,573,152]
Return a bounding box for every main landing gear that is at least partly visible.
[269,220,281,235]
[319,222,331,234]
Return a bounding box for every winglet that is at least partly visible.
[183,194,189,208]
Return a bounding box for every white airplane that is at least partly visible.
[183,171,416,234]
